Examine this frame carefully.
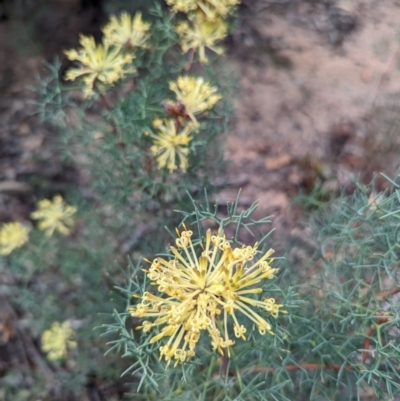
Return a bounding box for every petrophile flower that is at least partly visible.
[41,321,77,361]
[31,195,77,237]
[130,228,284,366]
[168,75,221,123]
[102,12,151,48]
[146,118,196,172]
[175,13,228,63]
[64,34,135,97]
[166,0,239,21]
[0,222,29,256]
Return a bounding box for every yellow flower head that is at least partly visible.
[0,222,29,256]
[102,11,151,48]
[175,13,228,63]
[168,75,221,123]
[31,195,77,237]
[166,0,239,21]
[146,118,196,172]
[64,34,135,97]
[41,321,77,361]
[130,228,284,366]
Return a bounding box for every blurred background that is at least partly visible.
[2,0,400,399]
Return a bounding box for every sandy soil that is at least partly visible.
[218,0,400,219]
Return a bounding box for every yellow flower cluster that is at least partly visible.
[176,13,228,63]
[64,12,151,97]
[0,222,29,256]
[64,35,135,98]
[146,118,195,172]
[168,75,222,123]
[166,0,238,63]
[166,0,239,21]
[0,196,77,255]
[41,321,77,361]
[150,75,221,172]
[31,195,77,237]
[130,228,284,366]
[103,12,151,48]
